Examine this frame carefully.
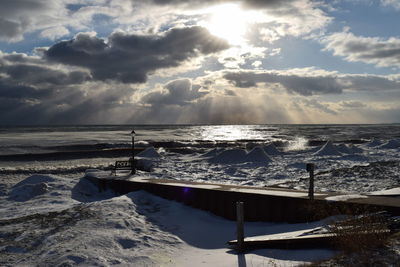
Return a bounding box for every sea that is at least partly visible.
[1,124,400,193]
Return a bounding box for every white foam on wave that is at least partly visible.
[285,137,308,151]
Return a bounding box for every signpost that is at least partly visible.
[306,163,315,200]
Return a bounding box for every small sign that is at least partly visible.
[115,160,132,168]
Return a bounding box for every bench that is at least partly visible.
[112,159,135,175]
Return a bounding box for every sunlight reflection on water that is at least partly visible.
[199,125,273,141]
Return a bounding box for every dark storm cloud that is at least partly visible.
[44,27,229,83]
[0,0,50,40]
[0,18,26,40]
[0,51,131,125]
[0,64,90,85]
[0,81,51,99]
[142,79,206,106]
[0,0,45,15]
[223,71,343,95]
[0,80,137,125]
[0,52,91,108]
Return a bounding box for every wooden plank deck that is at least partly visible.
[85,174,400,223]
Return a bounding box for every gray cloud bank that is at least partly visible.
[44,27,229,83]
[223,70,343,95]
[221,69,400,95]
[1,60,400,124]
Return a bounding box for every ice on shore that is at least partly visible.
[0,174,336,266]
[9,175,59,202]
[201,148,223,158]
[209,147,272,164]
[263,143,282,155]
[246,146,273,163]
[10,182,49,202]
[313,141,342,156]
[378,139,400,149]
[348,144,363,154]
[336,144,353,154]
[209,149,247,164]
[367,187,400,196]
[365,138,383,147]
[137,146,161,158]
[325,194,368,201]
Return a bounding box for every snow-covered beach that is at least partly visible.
[1,124,400,266]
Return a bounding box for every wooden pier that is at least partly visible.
[86,174,400,223]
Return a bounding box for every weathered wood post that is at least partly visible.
[236,201,244,252]
[306,163,315,200]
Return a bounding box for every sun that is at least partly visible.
[202,3,262,45]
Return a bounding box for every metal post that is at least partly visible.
[131,130,136,174]
[236,201,244,252]
[306,163,315,200]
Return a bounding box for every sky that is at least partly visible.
[0,0,400,125]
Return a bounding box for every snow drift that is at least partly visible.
[246,147,273,163]
[378,139,400,149]
[137,147,161,158]
[263,143,282,155]
[313,141,342,156]
[209,147,272,164]
[209,149,247,164]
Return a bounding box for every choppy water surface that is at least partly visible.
[1,124,400,193]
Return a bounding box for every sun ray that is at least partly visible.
[201,3,264,46]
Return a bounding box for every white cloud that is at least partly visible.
[381,0,400,10]
[40,26,70,40]
[322,30,400,67]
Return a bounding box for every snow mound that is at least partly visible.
[326,194,368,201]
[209,147,273,164]
[201,148,222,158]
[336,144,352,154]
[13,174,56,188]
[136,158,154,172]
[313,141,342,156]
[263,143,282,155]
[209,149,247,164]
[246,147,273,163]
[348,145,363,154]
[137,146,161,158]
[9,182,50,201]
[365,138,382,147]
[378,139,400,149]
[367,187,400,196]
